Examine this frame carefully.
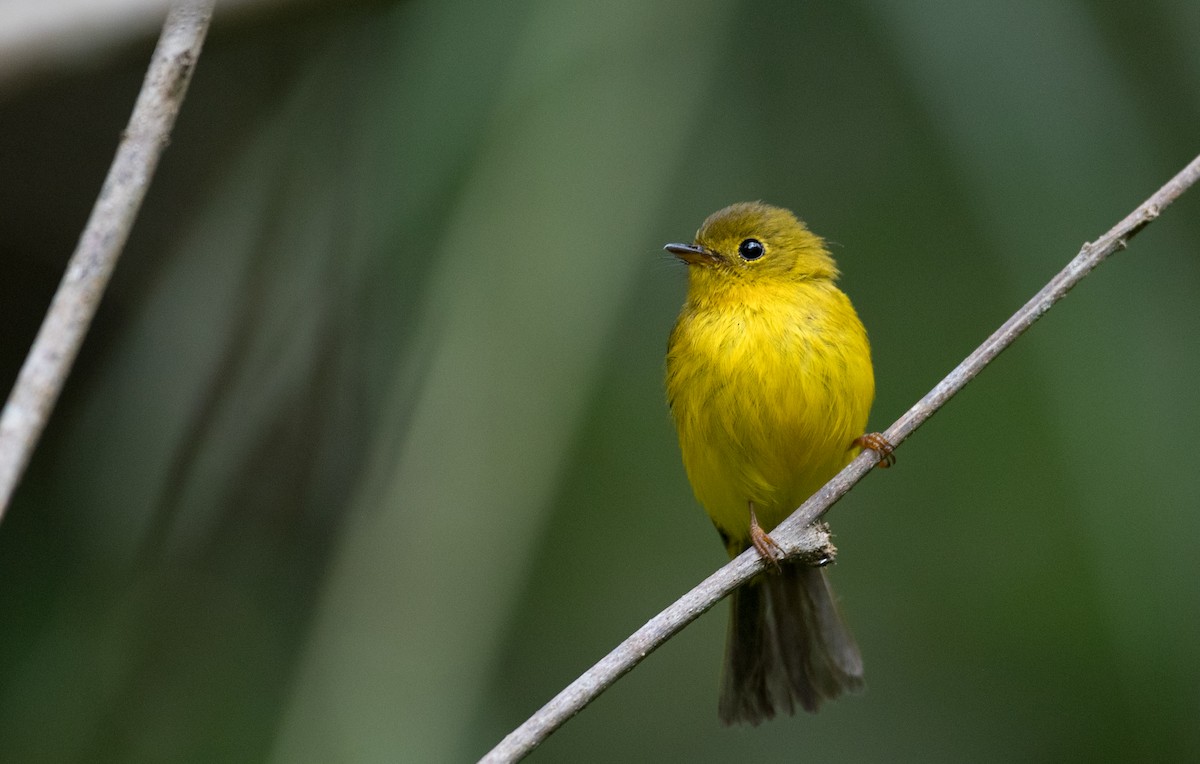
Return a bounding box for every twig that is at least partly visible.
[480,152,1200,764]
[0,1,215,519]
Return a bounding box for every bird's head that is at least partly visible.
[665,202,839,290]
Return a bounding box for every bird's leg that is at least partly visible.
[854,432,896,468]
[748,503,784,571]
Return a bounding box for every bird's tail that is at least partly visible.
[719,563,864,725]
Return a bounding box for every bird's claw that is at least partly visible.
[854,432,896,468]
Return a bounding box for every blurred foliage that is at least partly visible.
[1,0,1199,762]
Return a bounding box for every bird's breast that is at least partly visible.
[667,283,874,545]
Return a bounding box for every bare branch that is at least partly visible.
[0,1,215,518]
[480,152,1200,764]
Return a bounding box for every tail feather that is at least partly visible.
[719,563,863,725]
[718,581,779,724]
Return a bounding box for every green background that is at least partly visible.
[2,1,1198,761]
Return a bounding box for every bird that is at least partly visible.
[664,201,890,725]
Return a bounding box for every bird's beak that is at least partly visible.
[664,242,720,266]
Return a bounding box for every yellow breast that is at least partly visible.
[666,278,874,551]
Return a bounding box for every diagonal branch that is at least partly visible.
[0,0,216,519]
[480,152,1200,764]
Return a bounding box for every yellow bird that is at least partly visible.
[665,201,889,725]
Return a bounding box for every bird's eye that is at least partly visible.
[738,238,765,261]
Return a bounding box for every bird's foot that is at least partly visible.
[749,505,784,571]
[854,432,896,468]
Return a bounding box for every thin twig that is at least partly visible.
[480,152,1200,764]
[0,1,215,519]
